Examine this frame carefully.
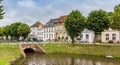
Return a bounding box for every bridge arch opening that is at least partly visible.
[24,48,35,53]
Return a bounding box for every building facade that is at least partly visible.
[54,16,95,43]
[101,28,120,43]
[54,16,68,41]
[81,29,95,43]
[29,21,44,41]
[43,19,57,41]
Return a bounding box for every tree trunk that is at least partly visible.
[71,36,74,44]
[93,33,97,45]
[118,31,120,44]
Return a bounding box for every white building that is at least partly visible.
[101,28,120,43]
[80,29,95,43]
[43,19,57,41]
[67,29,95,43]
[29,21,44,41]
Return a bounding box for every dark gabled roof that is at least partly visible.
[31,21,45,28]
[31,21,41,27]
[45,18,58,27]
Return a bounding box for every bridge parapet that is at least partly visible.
[19,44,46,58]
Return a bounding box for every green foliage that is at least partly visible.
[3,22,31,40]
[87,9,110,44]
[0,45,21,65]
[64,10,86,44]
[0,27,3,36]
[66,36,68,40]
[96,39,102,43]
[17,23,31,39]
[111,4,120,31]
[9,22,22,40]
[108,40,113,43]
[3,25,10,37]
[58,36,60,40]
[0,0,5,19]
[61,36,64,40]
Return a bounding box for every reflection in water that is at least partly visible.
[13,53,120,65]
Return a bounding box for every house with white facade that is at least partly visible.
[80,29,95,43]
[101,28,120,43]
[29,21,44,41]
[43,19,58,41]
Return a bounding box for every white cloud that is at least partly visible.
[0,0,120,26]
[18,0,37,8]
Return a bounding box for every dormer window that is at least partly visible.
[51,23,53,26]
[46,24,48,26]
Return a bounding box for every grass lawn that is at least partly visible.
[1,43,120,65]
[0,45,21,65]
[39,43,120,58]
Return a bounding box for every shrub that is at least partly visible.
[97,39,102,43]
[108,40,113,43]
[58,37,60,39]
[117,41,119,44]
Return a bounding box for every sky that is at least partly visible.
[0,0,120,26]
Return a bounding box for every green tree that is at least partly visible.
[0,0,5,19]
[64,10,86,44]
[87,9,110,44]
[9,22,22,40]
[111,4,120,43]
[17,23,31,40]
[3,25,10,39]
[0,27,3,36]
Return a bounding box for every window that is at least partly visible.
[64,33,67,38]
[106,34,109,40]
[51,27,53,32]
[60,32,62,38]
[51,34,53,38]
[47,28,48,32]
[56,26,58,30]
[37,32,39,35]
[49,28,50,32]
[44,28,45,32]
[112,34,116,40]
[49,34,51,38]
[86,34,89,40]
[32,28,35,30]
[60,26,62,30]
[44,34,45,38]
[38,27,41,31]
[47,28,49,32]
[47,34,48,38]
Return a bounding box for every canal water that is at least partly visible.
[13,53,120,65]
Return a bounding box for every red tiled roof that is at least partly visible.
[56,15,67,23]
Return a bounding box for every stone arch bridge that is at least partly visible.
[19,44,46,58]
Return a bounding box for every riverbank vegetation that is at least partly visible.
[0,45,21,65]
[1,43,120,65]
[40,43,120,58]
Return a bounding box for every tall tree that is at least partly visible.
[0,0,5,19]
[64,10,86,44]
[17,23,31,39]
[111,4,120,43]
[9,22,22,40]
[0,27,3,36]
[3,25,10,39]
[87,9,110,44]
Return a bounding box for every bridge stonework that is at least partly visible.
[19,44,46,58]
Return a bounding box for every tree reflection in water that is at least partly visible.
[13,53,120,65]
